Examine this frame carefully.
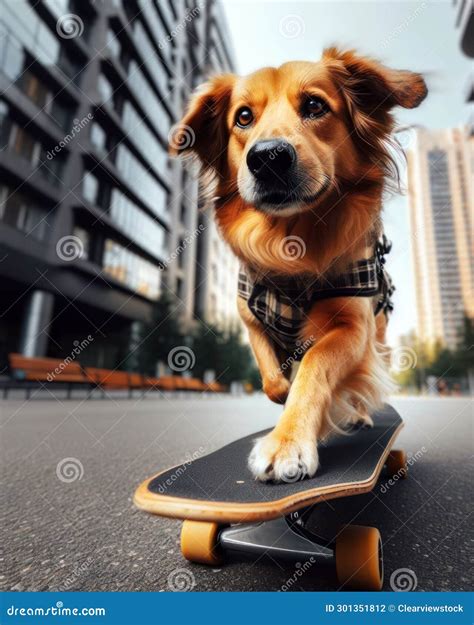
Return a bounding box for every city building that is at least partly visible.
[407,125,473,350]
[191,1,241,330]
[452,0,474,134]
[0,0,238,371]
[453,0,474,59]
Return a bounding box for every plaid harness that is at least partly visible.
[238,238,394,358]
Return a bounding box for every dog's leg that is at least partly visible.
[238,297,290,404]
[249,299,370,482]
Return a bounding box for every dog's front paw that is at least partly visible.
[262,376,291,404]
[354,413,374,429]
[248,431,318,482]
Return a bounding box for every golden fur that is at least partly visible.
[171,48,427,481]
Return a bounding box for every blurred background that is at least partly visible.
[0,0,472,595]
[0,0,472,397]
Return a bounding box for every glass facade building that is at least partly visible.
[0,0,237,368]
[408,127,473,351]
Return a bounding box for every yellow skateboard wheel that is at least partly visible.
[335,525,383,590]
[386,449,408,479]
[180,520,223,565]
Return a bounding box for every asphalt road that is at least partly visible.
[0,393,472,592]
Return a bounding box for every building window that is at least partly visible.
[21,71,51,108]
[97,74,113,104]
[121,101,168,175]
[37,150,64,186]
[0,186,49,241]
[180,201,186,222]
[178,239,185,268]
[72,226,90,260]
[90,123,107,152]
[10,126,40,165]
[82,171,99,204]
[103,239,161,300]
[109,188,166,260]
[115,144,167,220]
[106,28,121,59]
[0,100,13,150]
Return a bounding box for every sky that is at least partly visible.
[221,0,471,345]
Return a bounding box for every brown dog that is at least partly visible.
[171,48,427,482]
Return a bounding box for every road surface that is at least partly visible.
[0,393,472,592]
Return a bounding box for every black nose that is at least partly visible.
[246,139,296,182]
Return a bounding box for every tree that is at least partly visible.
[134,292,186,376]
[191,321,256,384]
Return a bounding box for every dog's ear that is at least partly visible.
[169,74,236,175]
[323,47,427,113]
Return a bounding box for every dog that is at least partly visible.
[170,48,427,482]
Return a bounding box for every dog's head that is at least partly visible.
[171,48,427,217]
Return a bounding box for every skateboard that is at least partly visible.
[134,404,407,590]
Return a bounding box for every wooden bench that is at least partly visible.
[83,368,138,397]
[5,353,90,398]
[3,353,228,399]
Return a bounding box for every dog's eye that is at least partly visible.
[235,107,254,128]
[302,96,330,119]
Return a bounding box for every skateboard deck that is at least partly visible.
[134,404,404,523]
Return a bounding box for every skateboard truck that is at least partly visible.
[181,505,387,590]
[219,508,333,565]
